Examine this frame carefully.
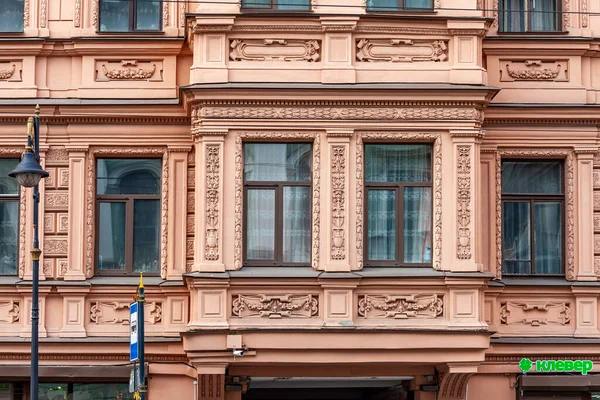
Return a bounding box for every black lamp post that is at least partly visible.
[9,106,49,400]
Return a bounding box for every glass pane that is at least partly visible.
[283,186,311,263]
[278,0,310,9]
[368,190,396,261]
[97,159,161,195]
[534,202,562,274]
[244,143,312,182]
[136,0,160,30]
[0,0,24,32]
[406,0,432,8]
[502,161,562,194]
[74,383,133,400]
[500,0,526,32]
[242,0,271,7]
[0,159,19,195]
[133,199,160,273]
[503,201,531,274]
[38,383,68,400]
[0,201,18,275]
[367,0,399,10]
[365,144,432,183]
[98,202,126,271]
[531,0,557,31]
[247,189,276,261]
[404,187,432,263]
[99,0,129,32]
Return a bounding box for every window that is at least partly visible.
[241,0,310,11]
[0,159,19,275]
[367,0,432,11]
[243,143,312,265]
[39,382,133,399]
[0,0,25,32]
[502,160,563,275]
[99,0,161,32]
[364,144,432,266]
[96,159,161,275]
[499,0,560,32]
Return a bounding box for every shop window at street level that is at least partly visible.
[364,144,433,267]
[241,0,311,11]
[0,159,19,276]
[39,382,133,399]
[99,0,161,32]
[367,0,432,12]
[96,158,161,276]
[502,160,564,275]
[0,0,25,33]
[243,143,312,266]
[499,0,560,32]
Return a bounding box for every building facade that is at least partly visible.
[0,0,598,399]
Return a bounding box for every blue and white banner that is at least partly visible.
[130,302,139,362]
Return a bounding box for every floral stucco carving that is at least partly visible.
[582,0,588,27]
[205,144,220,261]
[506,63,561,80]
[0,301,20,323]
[23,0,29,28]
[90,301,162,324]
[74,0,81,27]
[232,294,318,318]
[92,0,98,29]
[358,294,443,319]
[356,133,442,270]
[457,145,472,260]
[85,148,168,278]
[496,149,574,280]
[331,146,346,260]
[356,39,448,62]
[97,60,162,82]
[500,301,571,326]
[40,0,47,28]
[0,65,15,80]
[234,132,320,270]
[230,39,321,62]
[102,64,156,80]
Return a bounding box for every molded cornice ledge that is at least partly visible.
[192,17,235,33]
[319,16,359,32]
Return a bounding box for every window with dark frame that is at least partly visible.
[241,0,311,11]
[99,0,161,32]
[499,0,560,32]
[243,143,312,266]
[364,144,433,267]
[0,0,25,32]
[95,158,161,276]
[0,159,19,276]
[38,382,133,399]
[367,0,432,11]
[502,160,564,275]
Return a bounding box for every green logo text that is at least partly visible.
[519,358,594,375]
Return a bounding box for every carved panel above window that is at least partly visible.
[229,39,321,62]
[95,60,164,82]
[358,294,444,319]
[232,294,319,318]
[500,60,569,82]
[356,39,448,62]
[500,301,571,326]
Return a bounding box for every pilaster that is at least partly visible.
[17,285,50,338]
[195,364,227,400]
[188,279,230,330]
[57,286,90,338]
[167,147,191,279]
[320,17,357,84]
[449,130,482,272]
[194,130,227,272]
[65,147,88,281]
[319,277,359,328]
[325,130,352,272]
[575,148,597,280]
[571,286,600,337]
[190,18,234,84]
[479,147,498,276]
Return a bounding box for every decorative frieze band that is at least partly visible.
[358,294,444,319]
[229,39,321,62]
[356,39,448,63]
[232,294,319,318]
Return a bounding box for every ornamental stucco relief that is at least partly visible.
[501,60,568,82]
[96,60,163,82]
[456,146,472,260]
[204,144,220,261]
[90,301,162,324]
[229,39,321,62]
[358,294,444,319]
[356,39,448,62]
[232,294,319,318]
[499,301,571,326]
[0,301,20,323]
[0,61,22,82]
[330,146,346,260]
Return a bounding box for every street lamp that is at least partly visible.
[9,105,48,400]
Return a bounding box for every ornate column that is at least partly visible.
[167,147,191,279]
[65,147,88,281]
[449,130,483,272]
[193,130,226,272]
[325,129,351,272]
[575,148,597,280]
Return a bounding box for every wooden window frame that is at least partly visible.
[98,0,163,33]
[363,143,433,268]
[242,143,313,267]
[240,0,312,11]
[366,0,434,12]
[501,159,565,276]
[499,0,562,33]
[94,159,161,276]
[0,158,20,276]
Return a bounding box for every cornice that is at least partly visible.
[0,353,188,362]
[485,118,600,125]
[0,116,190,125]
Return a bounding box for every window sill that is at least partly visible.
[496,30,568,35]
[497,276,569,286]
[366,8,436,13]
[239,8,313,14]
[96,30,165,35]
